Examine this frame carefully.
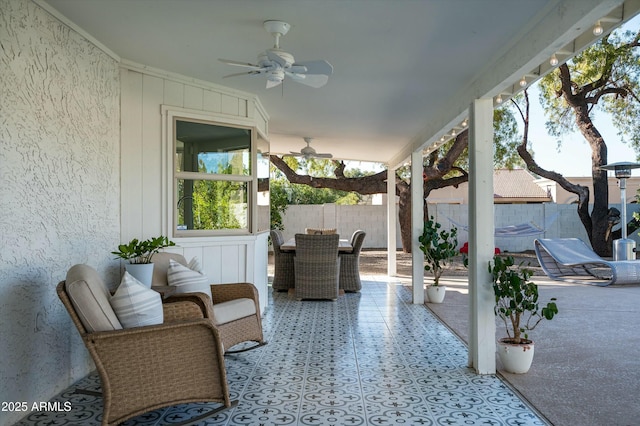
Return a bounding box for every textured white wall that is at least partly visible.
[0,1,120,424]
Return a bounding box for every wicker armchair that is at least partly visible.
[270,229,295,291]
[339,230,366,292]
[151,252,266,353]
[294,233,341,300]
[58,264,235,426]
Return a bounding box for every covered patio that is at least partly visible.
[3,1,640,425]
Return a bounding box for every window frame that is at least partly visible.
[163,108,260,238]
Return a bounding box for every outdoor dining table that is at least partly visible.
[281,237,353,252]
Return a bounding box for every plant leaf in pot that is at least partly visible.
[489,255,558,373]
[419,217,458,303]
[112,236,175,287]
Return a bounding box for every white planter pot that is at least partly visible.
[125,263,154,288]
[426,285,446,303]
[497,338,535,374]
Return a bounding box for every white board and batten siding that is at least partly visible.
[120,61,270,312]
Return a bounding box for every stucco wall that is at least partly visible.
[0,1,120,424]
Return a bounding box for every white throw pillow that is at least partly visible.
[110,272,164,328]
[167,258,212,299]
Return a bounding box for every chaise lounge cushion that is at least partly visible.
[111,271,164,328]
[65,264,122,332]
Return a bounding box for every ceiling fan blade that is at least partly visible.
[223,70,262,79]
[293,60,333,76]
[287,72,329,88]
[314,153,333,159]
[218,58,263,71]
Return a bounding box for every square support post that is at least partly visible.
[411,150,425,304]
[468,98,496,374]
[387,165,397,276]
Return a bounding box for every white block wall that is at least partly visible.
[280,203,639,252]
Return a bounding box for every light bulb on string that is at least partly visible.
[593,20,603,36]
[550,54,559,66]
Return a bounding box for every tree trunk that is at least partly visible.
[557,65,611,255]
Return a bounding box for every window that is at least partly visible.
[173,118,252,235]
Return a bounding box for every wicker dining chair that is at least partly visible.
[270,229,295,291]
[339,230,366,292]
[58,264,236,426]
[294,233,341,300]
[151,252,266,353]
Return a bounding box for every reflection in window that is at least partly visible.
[176,121,250,175]
[177,179,248,231]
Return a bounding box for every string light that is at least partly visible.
[550,53,559,66]
[593,20,603,36]
[496,94,503,104]
[519,76,527,87]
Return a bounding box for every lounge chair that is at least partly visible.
[534,238,640,286]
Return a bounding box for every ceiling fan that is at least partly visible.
[288,137,333,159]
[219,20,333,89]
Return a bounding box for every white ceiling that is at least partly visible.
[42,0,629,165]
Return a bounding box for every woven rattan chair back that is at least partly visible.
[294,233,340,300]
[339,230,366,292]
[270,230,295,291]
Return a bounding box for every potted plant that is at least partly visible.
[489,255,558,373]
[112,236,175,287]
[418,217,458,303]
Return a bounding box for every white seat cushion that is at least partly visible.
[167,258,212,299]
[110,272,164,328]
[212,298,256,325]
[66,264,122,332]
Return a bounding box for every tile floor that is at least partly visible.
[16,277,548,426]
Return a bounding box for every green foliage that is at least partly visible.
[421,108,524,174]
[112,236,175,264]
[489,255,558,344]
[269,179,289,230]
[418,217,458,286]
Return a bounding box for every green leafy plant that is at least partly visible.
[112,236,175,264]
[418,217,458,286]
[489,255,558,344]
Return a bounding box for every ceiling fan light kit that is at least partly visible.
[219,20,333,89]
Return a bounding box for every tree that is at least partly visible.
[270,108,522,252]
[533,27,640,256]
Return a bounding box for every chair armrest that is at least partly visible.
[163,292,214,319]
[209,283,259,305]
[162,300,205,322]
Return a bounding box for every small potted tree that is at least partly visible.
[489,255,558,373]
[418,217,458,303]
[112,236,175,287]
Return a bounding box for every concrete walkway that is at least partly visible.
[423,276,640,426]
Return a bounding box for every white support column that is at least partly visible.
[387,165,397,277]
[411,150,424,304]
[468,98,496,374]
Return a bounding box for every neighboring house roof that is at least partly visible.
[493,169,552,203]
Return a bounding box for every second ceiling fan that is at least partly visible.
[288,137,333,160]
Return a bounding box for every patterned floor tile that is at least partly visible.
[14,278,548,426]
